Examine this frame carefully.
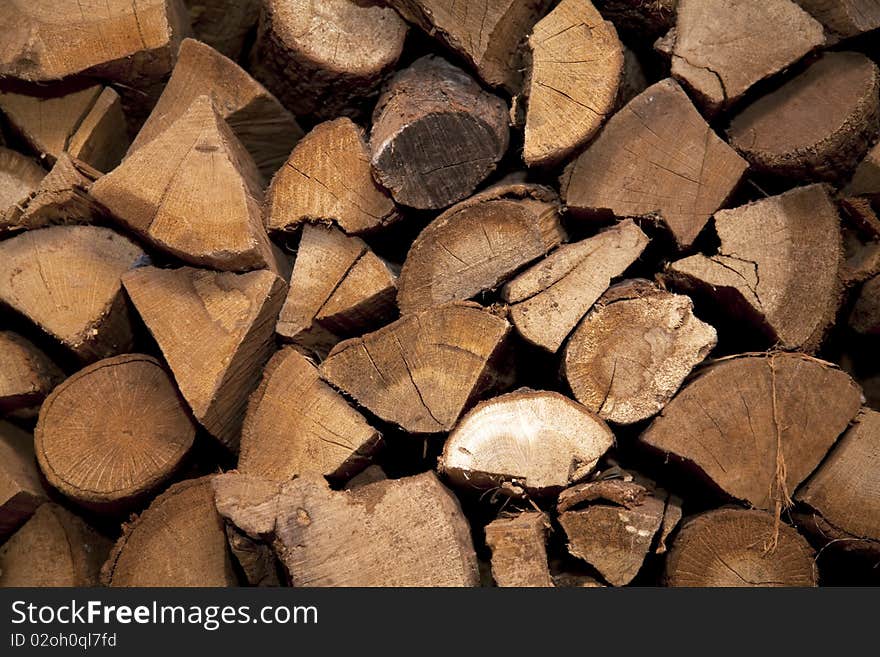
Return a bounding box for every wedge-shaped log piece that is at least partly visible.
[240,348,381,482]
[93,96,273,272]
[667,185,842,352]
[440,389,614,494]
[0,503,110,587]
[320,302,511,434]
[102,476,236,587]
[524,0,623,167]
[563,280,717,424]
[266,118,398,236]
[0,147,45,226]
[502,220,649,352]
[0,331,63,417]
[794,0,880,38]
[665,508,817,587]
[729,52,880,182]
[35,354,196,511]
[0,226,142,362]
[123,266,286,451]
[213,471,479,587]
[846,142,880,199]
[563,79,747,249]
[66,87,129,173]
[399,184,564,314]
[485,512,554,587]
[640,353,862,511]
[226,525,281,587]
[183,0,260,59]
[0,421,47,539]
[850,274,880,335]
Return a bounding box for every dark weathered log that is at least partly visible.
[0,420,47,539]
[484,512,554,587]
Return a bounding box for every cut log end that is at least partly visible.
[485,512,554,587]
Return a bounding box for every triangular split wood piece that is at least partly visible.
[850,274,880,335]
[0,420,47,539]
[846,141,880,199]
[0,147,45,228]
[123,266,286,451]
[0,331,63,417]
[485,512,554,588]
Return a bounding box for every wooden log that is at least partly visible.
[251,0,407,120]
[846,142,880,199]
[439,389,614,495]
[593,0,676,40]
[617,45,648,109]
[225,525,281,587]
[183,0,260,59]
[666,184,843,353]
[484,512,554,587]
[0,503,110,587]
[501,220,649,352]
[849,274,880,335]
[0,420,47,539]
[345,465,388,490]
[386,0,552,91]
[557,478,648,513]
[842,227,880,287]
[0,225,143,362]
[123,266,285,451]
[728,52,880,182]
[0,147,45,226]
[397,183,565,314]
[266,118,398,237]
[93,95,274,272]
[640,353,863,512]
[65,87,129,173]
[35,354,196,511]
[275,224,397,355]
[523,0,622,168]
[102,476,237,587]
[658,0,824,115]
[794,0,880,38]
[129,38,303,181]
[239,347,382,482]
[0,331,63,417]
[319,302,511,434]
[213,471,480,586]
[562,79,748,249]
[665,508,817,587]
[563,280,717,425]
[370,56,510,211]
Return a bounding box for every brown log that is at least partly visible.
[122,266,286,451]
[345,465,388,490]
[369,56,510,211]
[665,508,817,587]
[563,280,717,425]
[397,183,565,314]
[563,79,747,249]
[439,389,614,495]
[0,331,63,418]
[239,347,382,482]
[183,0,260,59]
[0,420,47,539]
[640,353,863,511]
[213,471,480,587]
[319,302,511,434]
[794,0,880,38]
[0,503,110,587]
[35,354,196,511]
[102,476,237,587]
[666,184,843,352]
[266,118,398,237]
[846,142,880,199]
[501,220,649,353]
[0,225,143,362]
[842,226,880,287]
[251,0,407,120]
[0,147,45,226]
[65,87,129,173]
[484,512,554,587]
[557,478,648,513]
[594,0,677,40]
[129,38,303,181]
[523,0,623,167]
[728,52,880,182]
[850,274,880,335]
[225,525,281,587]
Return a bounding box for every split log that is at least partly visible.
[213,471,480,586]
[501,220,649,352]
[93,95,274,272]
[484,512,554,587]
[728,52,880,182]
[593,0,677,40]
[563,280,717,425]
[226,525,281,587]
[665,508,817,587]
[0,503,110,587]
[850,275,880,335]
[128,38,303,181]
[370,56,510,211]
[794,0,880,38]
[345,465,388,490]
[0,331,63,417]
[842,227,880,287]
[640,353,863,511]
[251,0,407,120]
[0,147,45,225]
[523,0,623,167]
[239,347,382,482]
[846,142,880,199]
[35,354,196,511]
[0,420,47,538]
[64,87,129,173]
[0,225,143,362]
[562,79,748,249]
[658,0,824,115]
[386,0,552,91]
[439,389,614,495]
[122,266,286,451]
[183,0,260,59]
[319,302,511,434]
[397,183,565,314]
[102,476,237,587]
[552,573,604,588]
[557,478,648,513]
[275,224,397,355]
[666,184,843,352]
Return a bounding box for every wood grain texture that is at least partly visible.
[484,512,554,587]
[0,420,47,539]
